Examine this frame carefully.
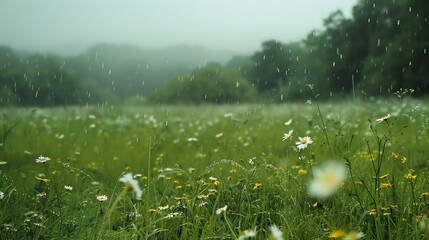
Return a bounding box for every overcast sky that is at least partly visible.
[0,0,357,55]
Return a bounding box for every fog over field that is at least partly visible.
[0,0,357,55]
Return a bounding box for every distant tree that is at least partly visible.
[305,10,368,97]
[248,40,291,93]
[148,64,258,104]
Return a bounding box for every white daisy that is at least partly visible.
[295,136,313,150]
[96,195,108,202]
[269,225,284,240]
[216,205,227,214]
[282,130,293,141]
[35,156,51,163]
[308,161,347,199]
[119,173,143,199]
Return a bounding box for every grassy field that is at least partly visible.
[1,98,429,239]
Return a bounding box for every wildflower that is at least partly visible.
[269,225,284,240]
[64,185,73,191]
[282,130,293,141]
[328,230,346,238]
[166,212,179,218]
[215,133,224,138]
[420,192,429,198]
[0,191,4,200]
[36,192,47,197]
[419,215,429,232]
[249,157,255,165]
[216,205,227,214]
[308,161,347,199]
[284,119,292,126]
[35,176,50,183]
[404,171,417,179]
[35,156,51,163]
[368,209,377,215]
[187,137,198,142]
[253,183,262,189]
[298,169,308,175]
[96,195,108,202]
[119,173,143,199]
[238,229,256,239]
[296,136,313,150]
[375,114,391,123]
[209,176,217,181]
[379,183,393,189]
[198,201,207,207]
[158,205,169,210]
[343,231,365,240]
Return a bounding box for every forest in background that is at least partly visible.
[0,0,428,106]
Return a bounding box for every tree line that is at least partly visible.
[1,0,428,106]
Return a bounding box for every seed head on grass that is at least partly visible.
[119,173,143,199]
[308,161,347,199]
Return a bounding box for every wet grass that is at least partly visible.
[1,98,429,239]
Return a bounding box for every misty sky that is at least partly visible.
[1,0,357,55]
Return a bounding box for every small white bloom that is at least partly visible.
[224,113,233,118]
[216,205,227,214]
[64,185,73,191]
[295,136,313,150]
[375,114,391,123]
[209,176,217,181]
[35,156,51,163]
[187,137,198,142]
[343,231,365,240]
[96,195,108,202]
[0,191,4,200]
[238,229,256,239]
[158,205,169,210]
[284,119,293,126]
[119,173,143,199]
[215,132,224,138]
[308,161,347,199]
[269,225,284,240]
[282,130,293,141]
[166,212,179,218]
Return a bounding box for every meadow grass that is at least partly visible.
[0,98,429,239]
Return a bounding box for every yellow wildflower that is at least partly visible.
[368,209,377,215]
[328,230,346,238]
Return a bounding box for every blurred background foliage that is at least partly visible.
[0,0,428,106]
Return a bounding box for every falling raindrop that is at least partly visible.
[108,69,112,75]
